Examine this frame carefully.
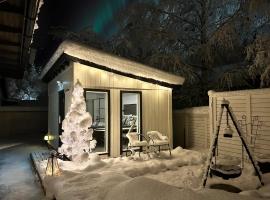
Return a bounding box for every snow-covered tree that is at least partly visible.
[107,0,270,107]
[6,65,45,100]
[246,35,270,87]
[41,0,269,108]
[58,80,96,161]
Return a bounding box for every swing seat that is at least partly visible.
[210,164,242,180]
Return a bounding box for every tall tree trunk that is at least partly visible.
[199,0,210,84]
[200,0,208,46]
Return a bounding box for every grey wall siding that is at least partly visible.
[48,64,74,148]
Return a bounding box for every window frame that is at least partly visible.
[120,90,143,154]
[84,88,110,156]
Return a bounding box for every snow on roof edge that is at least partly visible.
[40,40,185,85]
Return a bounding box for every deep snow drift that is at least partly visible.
[40,147,270,200]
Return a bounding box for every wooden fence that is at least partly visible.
[173,88,270,161]
[209,88,270,160]
[0,107,48,140]
[173,106,209,149]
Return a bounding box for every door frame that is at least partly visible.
[58,90,65,147]
[120,90,142,154]
[84,88,111,156]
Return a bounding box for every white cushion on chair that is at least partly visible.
[131,140,148,147]
[149,140,169,146]
[127,132,148,147]
[147,131,169,146]
[160,135,168,140]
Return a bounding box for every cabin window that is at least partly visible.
[85,90,109,154]
[120,91,142,152]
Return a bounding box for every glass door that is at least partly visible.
[85,90,109,154]
[58,90,65,147]
[120,91,142,152]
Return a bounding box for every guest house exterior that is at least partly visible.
[40,40,184,157]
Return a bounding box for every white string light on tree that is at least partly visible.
[58,80,96,162]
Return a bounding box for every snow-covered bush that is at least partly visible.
[6,65,45,100]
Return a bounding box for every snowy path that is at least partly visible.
[0,141,47,200]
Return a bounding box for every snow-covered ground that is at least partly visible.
[40,147,270,200]
[0,142,46,200]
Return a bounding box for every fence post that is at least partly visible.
[246,94,253,157]
[208,90,217,146]
[205,117,209,148]
[185,114,189,148]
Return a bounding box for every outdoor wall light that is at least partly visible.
[57,81,71,91]
[44,132,54,142]
[57,81,64,91]
[46,151,61,176]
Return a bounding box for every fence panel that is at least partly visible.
[0,107,48,140]
[173,107,209,149]
[209,88,270,160]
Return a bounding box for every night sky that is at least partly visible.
[84,0,129,36]
[36,0,133,38]
[33,0,137,66]
[58,0,131,36]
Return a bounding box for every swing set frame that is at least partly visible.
[202,99,264,187]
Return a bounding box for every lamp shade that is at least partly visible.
[223,125,233,138]
[46,153,61,176]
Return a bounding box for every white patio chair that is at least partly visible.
[147,131,171,156]
[125,122,149,156]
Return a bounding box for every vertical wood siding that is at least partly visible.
[173,107,209,150]
[73,62,173,157]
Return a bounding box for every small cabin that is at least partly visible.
[40,40,185,157]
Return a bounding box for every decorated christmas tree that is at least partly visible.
[58,80,96,161]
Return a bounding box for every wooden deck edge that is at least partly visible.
[30,153,46,195]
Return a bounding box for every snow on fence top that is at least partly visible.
[40,40,185,86]
[208,88,270,97]
[174,106,209,114]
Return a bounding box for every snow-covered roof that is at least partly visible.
[40,40,185,86]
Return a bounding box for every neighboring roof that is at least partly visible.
[0,0,40,78]
[40,40,185,87]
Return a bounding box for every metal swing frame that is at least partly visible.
[202,100,264,187]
